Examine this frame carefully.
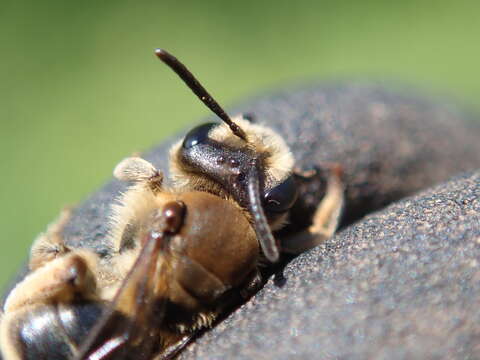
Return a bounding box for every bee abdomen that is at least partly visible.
[5,302,103,360]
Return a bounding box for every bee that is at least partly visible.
[0,49,344,359]
[155,49,344,261]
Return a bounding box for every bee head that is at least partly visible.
[156,49,299,262]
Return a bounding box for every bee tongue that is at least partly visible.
[246,168,279,263]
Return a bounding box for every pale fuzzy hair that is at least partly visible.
[4,249,99,313]
[106,182,160,296]
[109,182,159,253]
[168,140,189,189]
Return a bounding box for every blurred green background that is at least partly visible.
[1,0,480,290]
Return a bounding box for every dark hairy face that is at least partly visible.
[181,122,298,218]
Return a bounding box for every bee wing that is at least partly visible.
[74,233,170,360]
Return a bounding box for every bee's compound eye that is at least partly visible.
[264,175,298,214]
[163,201,186,234]
[182,123,217,149]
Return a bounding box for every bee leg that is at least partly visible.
[3,250,99,313]
[29,207,72,271]
[293,166,318,180]
[155,335,193,360]
[281,164,344,254]
[240,269,263,299]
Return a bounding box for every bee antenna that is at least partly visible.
[246,164,279,263]
[155,49,248,142]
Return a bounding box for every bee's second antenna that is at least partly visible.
[155,48,248,141]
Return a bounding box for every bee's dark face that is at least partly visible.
[180,122,298,218]
[181,123,259,208]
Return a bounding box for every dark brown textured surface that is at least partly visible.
[2,83,480,358]
[179,171,480,360]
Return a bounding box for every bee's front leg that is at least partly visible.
[281,164,344,254]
